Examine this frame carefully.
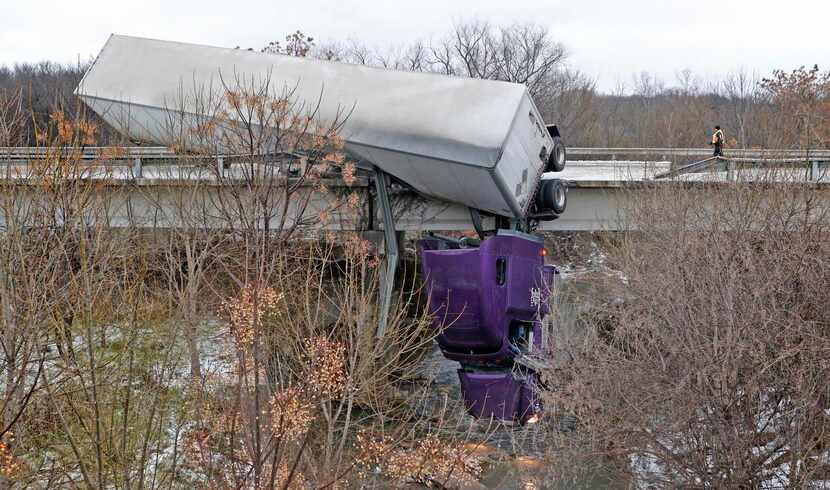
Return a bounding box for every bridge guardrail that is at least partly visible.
[569,147,830,159]
[569,148,830,183]
[2,147,829,183]
[0,147,315,179]
[4,146,830,162]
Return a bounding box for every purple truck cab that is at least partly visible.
[419,230,557,423]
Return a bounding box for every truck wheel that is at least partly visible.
[546,136,566,172]
[549,179,567,214]
[536,179,567,215]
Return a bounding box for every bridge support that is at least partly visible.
[373,167,398,338]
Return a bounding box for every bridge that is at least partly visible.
[1,146,828,232]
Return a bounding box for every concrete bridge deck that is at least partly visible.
[1,147,828,231]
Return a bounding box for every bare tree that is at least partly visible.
[429,20,567,98]
[0,89,24,148]
[534,69,597,145]
[544,176,830,487]
[761,65,830,150]
[722,68,760,148]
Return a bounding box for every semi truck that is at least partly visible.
[76,34,568,423]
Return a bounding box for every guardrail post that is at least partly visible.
[132,157,142,178]
[809,160,818,182]
[726,159,735,182]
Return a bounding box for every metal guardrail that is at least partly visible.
[5,146,830,161]
[569,147,830,159]
[0,147,332,160]
[568,147,830,158]
[2,147,829,183]
[653,155,830,182]
[0,147,312,179]
[4,146,830,162]
[653,157,720,179]
[567,148,830,183]
[0,146,177,159]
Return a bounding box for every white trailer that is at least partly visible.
[76,34,565,220]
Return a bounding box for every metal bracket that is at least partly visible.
[373,167,398,338]
[469,208,485,240]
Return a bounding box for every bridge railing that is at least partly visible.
[568,148,830,183]
[5,146,830,162]
[0,146,177,160]
[5,146,830,160]
[569,147,830,160]
[0,147,317,180]
[2,146,830,183]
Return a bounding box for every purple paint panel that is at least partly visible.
[420,231,550,363]
[457,370,541,422]
[418,231,556,423]
[457,371,522,420]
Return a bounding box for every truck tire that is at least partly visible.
[536,179,567,215]
[546,136,566,172]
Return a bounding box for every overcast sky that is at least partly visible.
[2,0,827,92]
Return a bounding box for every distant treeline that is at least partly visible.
[0,61,106,145]
[2,21,828,149]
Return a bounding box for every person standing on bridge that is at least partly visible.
[711,125,725,157]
